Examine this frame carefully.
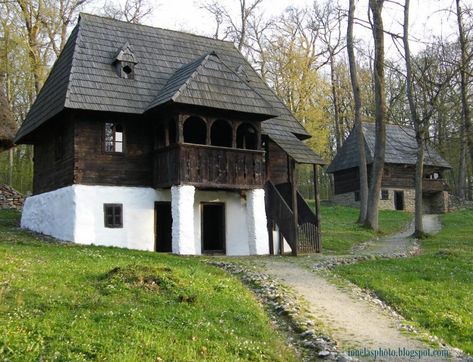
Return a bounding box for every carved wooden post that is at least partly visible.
[177,114,184,144]
[164,120,170,147]
[313,163,322,253]
[232,121,239,148]
[206,117,211,145]
[256,124,262,150]
[291,159,298,256]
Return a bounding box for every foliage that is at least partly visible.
[333,209,473,354]
[0,211,295,361]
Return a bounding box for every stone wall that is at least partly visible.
[333,188,415,212]
[0,184,24,210]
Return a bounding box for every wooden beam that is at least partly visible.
[291,159,298,256]
[313,163,322,253]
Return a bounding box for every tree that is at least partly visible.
[0,79,16,151]
[202,0,264,52]
[365,0,386,231]
[103,0,153,24]
[347,0,368,224]
[41,0,90,57]
[403,0,425,236]
[455,0,473,199]
[314,1,345,151]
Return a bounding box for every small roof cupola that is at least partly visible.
[113,42,138,79]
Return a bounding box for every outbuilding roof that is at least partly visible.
[326,123,451,173]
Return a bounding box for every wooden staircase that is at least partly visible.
[265,181,321,255]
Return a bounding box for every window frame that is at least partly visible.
[381,189,389,200]
[103,203,123,228]
[104,122,125,154]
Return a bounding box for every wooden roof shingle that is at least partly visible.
[326,123,451,173]
[16,13,310,142]
[146,52,277,116]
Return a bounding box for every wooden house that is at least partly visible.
[327,124,451,213]
[16,14,324,256]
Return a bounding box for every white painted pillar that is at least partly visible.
[246,188,269,255]
[171,185,196,255]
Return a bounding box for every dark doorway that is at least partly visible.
[201,203,225,253]
[394,191,404,211]
[155,202,172,252]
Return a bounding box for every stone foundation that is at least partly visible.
[333,188,415,212]
[334,189,449,213]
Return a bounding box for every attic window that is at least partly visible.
[113,42,138,79]
[123,65,133,75]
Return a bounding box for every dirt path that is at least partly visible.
[258,215,448,360]
[353,214,442,256]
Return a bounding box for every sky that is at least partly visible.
[85,0,467,57]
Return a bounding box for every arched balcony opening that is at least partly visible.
[210,119,232,148]
[183,116,207,145]
[236,123,258,150]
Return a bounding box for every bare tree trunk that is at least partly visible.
[456,0,473,173]
[458,126,467,200]
[414,132,425,235]
[347,0,368,224]
[8,148,13,186]
[365,0,386,231]
[403,0,424,236]
[329,55,343,151]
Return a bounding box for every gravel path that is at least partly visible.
[353,214,442,255]
[258,215,450,361]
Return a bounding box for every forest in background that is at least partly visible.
[0,0,471,202]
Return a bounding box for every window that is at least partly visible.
[354,191,360,201]
[104,204,123,228]
[105,122,124,153]
[381,189,389,200]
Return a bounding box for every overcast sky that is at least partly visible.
[86,0,465,57]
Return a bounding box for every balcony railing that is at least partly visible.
[422,178,449,193]
[154,143,265,189]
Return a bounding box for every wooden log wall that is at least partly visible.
[33,117,75,194]
[73,113,153,187]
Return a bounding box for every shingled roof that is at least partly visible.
[15,13,313,153]
[146,52,276,117]
[326,123,451,173]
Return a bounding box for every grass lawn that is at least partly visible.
[0,211,295,361]
[314,203,411,254]
[333,209,473,354]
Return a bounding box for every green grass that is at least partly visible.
[313,203,411,254]
[333,209,473,354]
[0,210,295,361]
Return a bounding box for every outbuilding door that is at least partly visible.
[394,191,404,211]
[201,203,225,254]
[155,202,172,252]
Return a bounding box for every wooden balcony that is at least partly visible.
[422,179,449,193]
[154,144,265,189]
